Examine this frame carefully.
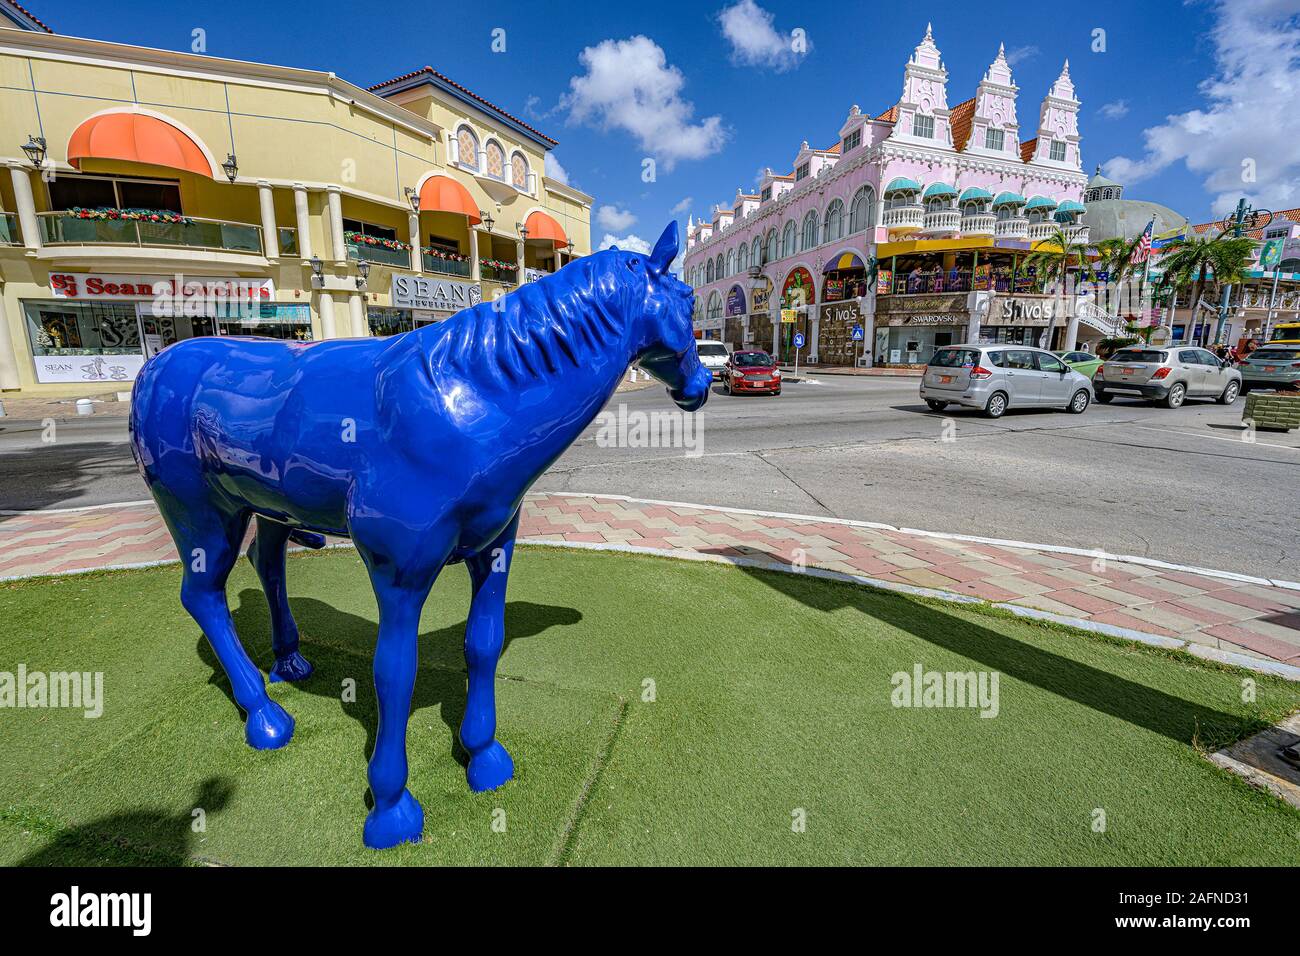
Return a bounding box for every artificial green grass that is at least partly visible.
[2,545,1298,866]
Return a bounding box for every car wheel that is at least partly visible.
[983,391,1009,419]
[772,389,781,396]
[1218,380,1240,405]
[1162,382,1186,409]
[1095,390,1113,403]
[925,400,949,412]
[1067,389,1090,414]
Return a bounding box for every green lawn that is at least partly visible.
[2,545,1298,866]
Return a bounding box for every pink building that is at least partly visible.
[683,25,1090,366]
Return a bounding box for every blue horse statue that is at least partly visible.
[129,222,709,849]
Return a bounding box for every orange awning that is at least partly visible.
[524,210,567,248]
[418,175,481,224]
[68,112,213,178]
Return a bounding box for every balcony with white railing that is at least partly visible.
[921,208,961,235]
[883,205,924,234]
[1027,221,1057,242]
[960,213,995,237]
[1062,223,1090,245]
[994,217,1029,240]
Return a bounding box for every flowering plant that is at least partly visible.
[345,230,410,251]
[480,259,517,271]
[423,248,468,262]
[68,206,193,225]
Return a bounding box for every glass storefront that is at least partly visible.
[24,300,141,358]
[216,303,312,341]
[880,325,963,365]
[368,307,447,337]
[978,326,1043,346]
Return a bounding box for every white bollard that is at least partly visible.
[76,398,95,416]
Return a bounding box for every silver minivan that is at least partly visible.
[920,344,1094,418]
[1093,345,1240,407]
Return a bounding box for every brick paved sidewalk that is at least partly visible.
[3,492,1299,669]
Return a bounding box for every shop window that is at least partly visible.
[985,128,1004,151]
[369,307,415,337]
[913,115,935,139]
[426,235,461,256]
[48,174,182,213]
[217,303,312,341]
[1049,140,1067,162]
[24,300,141,356]
[342,218,398,241]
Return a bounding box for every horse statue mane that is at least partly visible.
[129,221,710,849]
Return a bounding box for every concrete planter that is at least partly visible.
[1244,392,1300,432]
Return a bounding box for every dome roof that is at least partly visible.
[1084,197,1190,243]
[1087,164,1121,190]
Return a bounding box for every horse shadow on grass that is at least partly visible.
[15,776,234,867]
[200,593,582,790]
[708,549,1267,747]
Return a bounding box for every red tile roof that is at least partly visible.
[2,0,52,31]
[1019,138,1037,163]
[949,97,977,151]
[367,66,557,147]
[1192,207,1300,240]
[876,105,899,123]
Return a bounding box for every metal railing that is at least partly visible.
[0,212,18,245]
[277,226,298,257]
[347,240,410,268]
[880,269,1045,296]
[38,211,263,253]
[422,254,472,278]
[480,263,518,284]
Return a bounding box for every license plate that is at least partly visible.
[1122,368,1135,375]
[938,375,953,384]
[1263,366,1277,372]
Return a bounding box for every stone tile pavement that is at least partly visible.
[3,492,1299,669]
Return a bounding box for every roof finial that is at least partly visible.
[998,41,1005,56]
[1062,58,1070,75]
[1094,164,1101,176]
[925,22,933,41]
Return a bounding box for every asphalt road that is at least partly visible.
[2,375,1297,580]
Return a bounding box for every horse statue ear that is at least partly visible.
[649,222,679,273]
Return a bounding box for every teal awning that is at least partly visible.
[1024,195,1058,211]
[992,191,1026,208]
[1053,199,1086,216]
[958,186,992,203]
[883,177,921,195]
[922,182,957,199]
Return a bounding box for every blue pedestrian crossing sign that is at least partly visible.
[851,325,865,341]
[793,331,806,349]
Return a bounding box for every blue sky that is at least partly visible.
[37,0,1288,248]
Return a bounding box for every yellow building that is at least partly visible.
[0,20,592,395]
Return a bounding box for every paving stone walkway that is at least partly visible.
[3,492,1299,667]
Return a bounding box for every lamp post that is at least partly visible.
[481,211,495,233]
[355,258,370,290]
[1212,198,1271,346]
[20,135,46,167]
[309,255,324,288]
[221,153,239,183]
[404,187,420,213]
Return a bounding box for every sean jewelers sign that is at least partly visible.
[50,273,274,307]
[391,275,482,313]
[34,352,147,385]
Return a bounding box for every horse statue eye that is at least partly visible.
[628,258,639,269]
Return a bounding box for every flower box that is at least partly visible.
[1244,392,1300,432]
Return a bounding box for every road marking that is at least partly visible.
[1132,424,1298,451]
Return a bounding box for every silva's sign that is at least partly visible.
[50,272,274,305]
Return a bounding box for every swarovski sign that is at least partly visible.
[391,275,482,313]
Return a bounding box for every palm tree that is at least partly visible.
[1023,225,1093,348]
[1158,232,1257,345]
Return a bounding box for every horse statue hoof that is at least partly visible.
[364,789,425,850]
[466,741,515,792]
[269,651,314,683]
[245,700,294,750]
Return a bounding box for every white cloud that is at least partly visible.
[562,35,727,170]
[597,204,638,231]
[598,232,652,254]
[670,197,693,214]
[1105,0,1300,214]
[1099,99,1130,120]
[718,0,808,72]
[544,152,569,185]
[1005,45,1039,66]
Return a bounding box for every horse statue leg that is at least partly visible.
[247,516,314,683]
[159,499,295,750]
[460,510,521,792]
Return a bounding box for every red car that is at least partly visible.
[722,350,782,395]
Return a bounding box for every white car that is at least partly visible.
[696,339,730,380]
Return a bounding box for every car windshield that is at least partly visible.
[732,351,772,367]
[1111,350,1167,363]
[697,342,728,357]
[929,348,981,368]
[1249,349,1300,362]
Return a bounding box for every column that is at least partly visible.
[326,185,346,262]
[0,292,22,390]
[317,290,337,339]
[292,184,313,259]
[516,237,526,277]
[348,291,367,337]
[810,305,821,364]
[8,163,41,250]
[1063,309,1081,351]
[408,212,421,273]
[469,227,481,281]
[257,181,278,260]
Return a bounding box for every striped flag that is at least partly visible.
[1130,219,1154,264]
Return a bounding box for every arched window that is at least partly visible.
[823,199,845,243]
[511,152,529,190]
[849,186,876,233]
[726,248,735,276]
[706,259,715,283]
[707,292,723,320]
[737,242,748,273]
[714,253,724,279]
[764,229,778,263]
[456,126,479,170]
[751,236,762,267]
[801,210,819,250]
[781,219,798,258]
[484,140,505,181]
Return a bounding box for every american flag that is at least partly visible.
[1130,219,1154,264]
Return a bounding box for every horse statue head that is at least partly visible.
[611,222,711,411]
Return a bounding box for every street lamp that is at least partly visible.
[309,256,323,279]
[20,135,46,167]
[221,153,239,183]
[355,258,370,289]
[518,223,529,241]
[404,187,420,213]
[1212,198,1274,345]
[480,210,495,233]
